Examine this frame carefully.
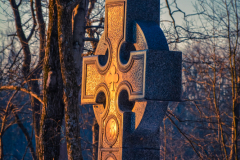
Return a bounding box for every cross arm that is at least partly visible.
[81,56,109,104]
[117,21,182,102]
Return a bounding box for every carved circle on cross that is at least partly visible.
[105,153,117,160]
[105,115,119,146]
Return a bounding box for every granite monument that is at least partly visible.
[81,0,182,159]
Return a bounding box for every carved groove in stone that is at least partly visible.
[95,33,112,74]
[117,22,148,72]
[93,83,110,124]
[105,153,117,160]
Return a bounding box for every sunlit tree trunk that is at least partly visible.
[39,0,64,159]
[33,0,46,154]
[56,0,86,159]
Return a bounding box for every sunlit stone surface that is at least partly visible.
[81,0,182,159]
[106,117,118,143]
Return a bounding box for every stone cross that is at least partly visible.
[81,0,182,159]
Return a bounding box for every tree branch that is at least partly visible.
[0,86,43,104]
[84,37,99,42]
[166,113,203,160]
[27,0,37,42]
[165,0,179,42]
[85,25,104,29]
[12,105,37,160]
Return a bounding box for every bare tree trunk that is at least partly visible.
[10,0,44,157]
[72,0,88,84]
[39,0,64,159]
[92,119,99,160]
[56,0,85,159]
[33,0,46,154]
[30,80,41,157]
[9,0,32,79]
[35,0,46,62]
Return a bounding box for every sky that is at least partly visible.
[0,0,198,55]
[0,0,197,31]
[161,0,198,24]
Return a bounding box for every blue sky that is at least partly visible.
[161,0,198,24]
[0,0,197,30]
[0,0,199,67]
[0,0,198,54]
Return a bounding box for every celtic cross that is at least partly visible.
[81,0,182,159]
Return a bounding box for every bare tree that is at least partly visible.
[161,0,240,159]
[0,0,104,158]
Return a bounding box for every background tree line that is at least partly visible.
[161,0,240,159]
[0,0,239,160]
